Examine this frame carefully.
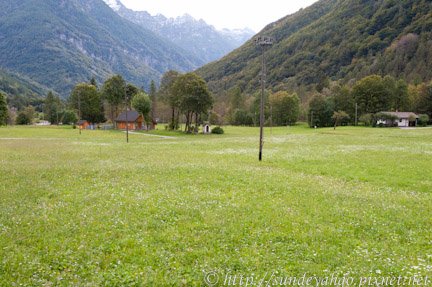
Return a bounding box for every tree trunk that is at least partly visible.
[171,107,175,130]
[184,111,189,132]
[195,113,199,134]
[111,105,115,127]
[176,110,180,130]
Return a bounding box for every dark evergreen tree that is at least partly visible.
[149,80,157,124]
[90,77,97,88]
[0,92,8,125]
[44,91,61,124]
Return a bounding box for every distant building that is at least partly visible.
[115,110,144,130]
[36,120,51,126]
[77,120,90,129]
[377,112,418,127]
[202,123,211,134]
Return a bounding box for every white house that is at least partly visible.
[377,112,418,127]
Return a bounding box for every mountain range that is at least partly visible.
[0,0,253,99]
[1,0,431,107]
[104,0,254,65]
[197,0,432,99]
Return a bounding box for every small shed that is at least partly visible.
[77,120,89,130]
[203,123,211,134]
[115,110,144,130]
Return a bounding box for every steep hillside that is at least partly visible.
[197,0,432,97]
[0,0,200,97]
[0,69,46,109]
[106,0,254,64]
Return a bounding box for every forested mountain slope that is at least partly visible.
[0,0,200,97]
[197,0,432,97]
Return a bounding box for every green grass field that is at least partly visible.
[0,125,431,286]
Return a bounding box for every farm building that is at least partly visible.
[376,112,419,127]
[77,120,90,129]
[115,110,144,130]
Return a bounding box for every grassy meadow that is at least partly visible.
[0,125,431,286]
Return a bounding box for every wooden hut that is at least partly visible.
[115,110,144,130]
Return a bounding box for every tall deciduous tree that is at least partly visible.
[352,75,391,115]
[61,110,78,125]
[332,110,350,130]
[228,85,245,111]
[228,85,247,124]
[70,83,105,123]
[131,91,152,128]
[333,85,355,119]
[0,92,7,126]
[23,106,35,123]
[159,71,181,130]
[173,73,213,133]
[269,91,300,126]
[383,76,409,111]
[393,79,409,111]
[308,94,335,127]
[16,111,31,125]
[102,75,126,122]
[416,82,432,118]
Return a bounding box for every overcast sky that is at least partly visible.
[120,0,318,32]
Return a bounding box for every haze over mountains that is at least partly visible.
[0,0,253,98]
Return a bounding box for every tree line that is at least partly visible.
[0,75,154,127]
[223,86,300,127]
[0,72,214,134]
[205,74,432,129]
[307,75,432,128]
[2,72,430,129]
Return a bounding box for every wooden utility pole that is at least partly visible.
[125,84,129,143]
[255,36,273,161]
[355,102,358,126]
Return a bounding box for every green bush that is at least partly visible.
[211,126,224,134]
[359,114,373,126]
[61,110,78,125]
[418,114,429,127]
[232,109,254,126]
[16,111,31,125]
